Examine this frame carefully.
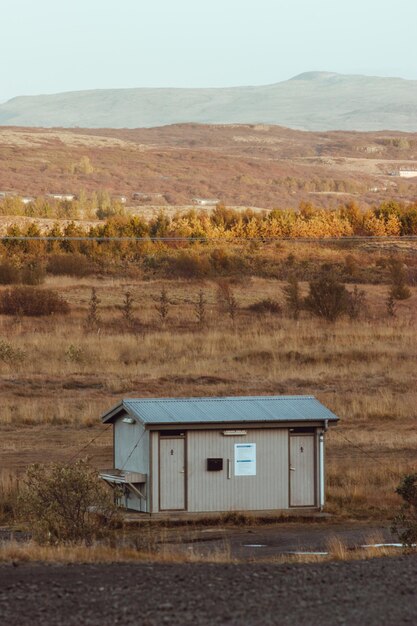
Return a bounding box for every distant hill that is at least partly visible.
[1,72,417,131]
[1,124,417,209]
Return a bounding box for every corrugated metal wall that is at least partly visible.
[115,418,150,512]
[186,428,289,512]
[151,431,159,513]
[115,419,149,473]
[116,425,320,514]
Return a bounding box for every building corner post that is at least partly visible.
[319,419,328,511]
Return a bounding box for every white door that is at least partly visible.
[289,435,315,507]
[159,437,185,510]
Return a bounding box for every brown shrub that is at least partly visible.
[171,252,210,278]
[21,261,46,285]
[0,286,70,316]
[305,270,350,322]
[17,460,120,544]
[47,253,93,277]
[0,262,21,285]
[248,298,282,315]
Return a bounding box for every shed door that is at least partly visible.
[159,437,185,511]
[289,435,315,507]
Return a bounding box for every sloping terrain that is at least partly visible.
[1,124,416,208]
[1,72,417,131]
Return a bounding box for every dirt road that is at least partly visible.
[146,521,394,560]
[1,556,416,625]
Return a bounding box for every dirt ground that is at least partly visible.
[124,521,396,560]
[0,556,416,625]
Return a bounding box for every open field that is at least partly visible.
[1,124,417,208]
[0,265,416,520]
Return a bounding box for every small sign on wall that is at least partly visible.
[234,443,256,476]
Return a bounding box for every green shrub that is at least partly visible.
[65,344,87,364]
[0,286,69,316]
[0,340,26,365]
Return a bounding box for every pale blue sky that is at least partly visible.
[1,0,416,102]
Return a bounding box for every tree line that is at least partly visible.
[1,201,417,243]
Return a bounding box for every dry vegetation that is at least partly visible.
[0,533,402,565]
[1,124,417,208]
[0,244,416,522]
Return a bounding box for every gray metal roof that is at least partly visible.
[101,395,339,425]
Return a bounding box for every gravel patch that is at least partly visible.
[0,555,416,625]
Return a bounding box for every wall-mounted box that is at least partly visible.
[207,458,223,471]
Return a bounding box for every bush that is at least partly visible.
[388,258,411,300]
[305,270,349,322]
[0,340,25,365]
[0,262,20,285]
[171,252,210,278]
[0,286,70,316]
[85,288,101,330]
[217,280,238,323]
[17,460,121,544]
[21,261,46,285]
[0,260,45,286]
[346,286,367,320]
[283,275,302,319]
[47,254,93,277]
[248,298,282,315]
[391,473,417,548]
[0,471,19,524]
[65,344,87,364]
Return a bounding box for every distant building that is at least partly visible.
[192,198,220,206]
[46,193,75,201]
[132,192,164,202]
[399,169,417,179]
[389,169,417,179]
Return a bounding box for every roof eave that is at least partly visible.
[101,401,125,424]
[144,416,339,428]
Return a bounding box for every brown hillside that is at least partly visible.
[1,124,417,209]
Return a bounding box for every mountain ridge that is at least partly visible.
[1,72,417,131]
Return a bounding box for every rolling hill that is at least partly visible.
[0,124,416,209]
[1,72,417,131]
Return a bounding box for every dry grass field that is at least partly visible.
[0,267,416,521]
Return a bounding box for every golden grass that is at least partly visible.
[0,276,415,518]
[0,540,235,564]
[325,532,398,561]
[0,538,404,565]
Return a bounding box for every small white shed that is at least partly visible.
[99,395,339,515]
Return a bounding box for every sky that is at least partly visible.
[1,0,417,102]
